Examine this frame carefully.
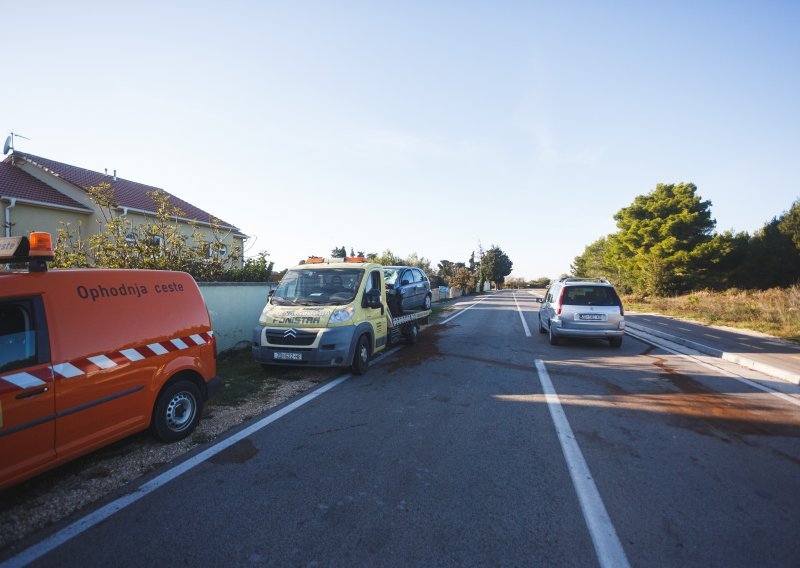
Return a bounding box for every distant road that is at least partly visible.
[7,291,800,567]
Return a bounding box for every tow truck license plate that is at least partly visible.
[578,314,606,321]
[274,352,302,361]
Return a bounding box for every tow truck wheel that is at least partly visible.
[351,334,370,375]
[152,380,203,442]
[403,323,419,345]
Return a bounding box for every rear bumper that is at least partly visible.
[550,319,625,339]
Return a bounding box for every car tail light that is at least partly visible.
[556,287,566,315]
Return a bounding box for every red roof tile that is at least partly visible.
[15,153,241,232]
[0,162,92,211]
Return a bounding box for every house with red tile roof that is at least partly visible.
[1,152,246,266]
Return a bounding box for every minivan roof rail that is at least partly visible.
[557,277,610,284]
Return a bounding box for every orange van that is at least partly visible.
[0,233,220,490]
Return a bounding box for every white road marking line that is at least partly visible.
[3,373,354,567]
[512,292,531,337]
[625,329,800,408]
[534,359,631,568]
[441,294,494,324]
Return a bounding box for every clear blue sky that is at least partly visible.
[3,0,798,279]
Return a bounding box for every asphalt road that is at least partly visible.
[10,291,800,567]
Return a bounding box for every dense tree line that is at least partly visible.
[322,244,514,292]
[572,182,800,295]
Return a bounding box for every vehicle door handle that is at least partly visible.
[16,387,49,399]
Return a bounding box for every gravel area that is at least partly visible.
[0,375,323,553]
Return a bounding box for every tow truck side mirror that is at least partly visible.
[364,289,383,312]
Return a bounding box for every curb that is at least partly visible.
[625,322,800,385]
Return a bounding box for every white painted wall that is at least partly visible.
[198,282,276,352]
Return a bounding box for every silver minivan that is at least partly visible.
[537,278,625,347]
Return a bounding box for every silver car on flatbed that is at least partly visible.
[537,278,625,347]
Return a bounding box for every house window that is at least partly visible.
[124,233,137,245]
[218,244,228,258]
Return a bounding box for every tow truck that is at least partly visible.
[252,257,430,374]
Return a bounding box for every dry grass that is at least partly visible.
[623,286,800,342]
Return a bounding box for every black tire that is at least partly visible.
[548,325,560,346]
[152,380,203,442]
[351,334,370,375]
[539,316,547,334]
[609,336,623,348]
[423,294,432,310]
[403,323,419,345]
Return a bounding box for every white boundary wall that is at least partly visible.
[198,282,277,352]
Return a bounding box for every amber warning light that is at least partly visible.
[0,231,55,271]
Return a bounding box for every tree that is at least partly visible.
[437,260,456,284]
[480,245,513,289]
[450,267,477,294]
[51,183,246,281]
[609,183,715,295]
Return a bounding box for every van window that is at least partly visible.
[0,299,38,373]
[563,286,618,306]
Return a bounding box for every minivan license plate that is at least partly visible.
[274,352,302,361]
[579,314,606,321]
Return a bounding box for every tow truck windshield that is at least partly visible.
[271,268,364,306]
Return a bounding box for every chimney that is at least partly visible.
[104,168,108,176]
[113,169,117,181]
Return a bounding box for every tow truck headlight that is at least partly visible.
[329,305,355,324]
[259,304,275,324]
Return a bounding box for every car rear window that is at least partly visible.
[563,286,619,306]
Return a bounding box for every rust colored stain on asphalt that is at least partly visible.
[209,439,259,465]
[649,356,800,440]
[383,324,450,373]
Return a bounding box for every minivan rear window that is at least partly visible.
[563,286,619,306]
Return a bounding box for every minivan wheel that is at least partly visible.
[351,334,370,375]
[423,294,432,310]
[609,337,623,348]
[152,380,202,442]
[548,325,560,346]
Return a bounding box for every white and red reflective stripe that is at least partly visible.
[2,371,48,390]
[0,331,213,391]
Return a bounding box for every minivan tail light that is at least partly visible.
[556,287,566,316]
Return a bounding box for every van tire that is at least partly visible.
[152,380,203,442]
[351,334,370,375]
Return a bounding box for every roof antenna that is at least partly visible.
[3,132,31,165]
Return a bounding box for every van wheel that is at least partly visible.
[152,380,202,442]
[351,335,370,375]
[609,337,623,348]
[403,323,418,345]
[548,326,560,346]
[423,294,432,310]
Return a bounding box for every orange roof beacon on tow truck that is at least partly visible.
[0,232,221,490]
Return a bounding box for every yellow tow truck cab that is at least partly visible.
[252,258,429,374]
